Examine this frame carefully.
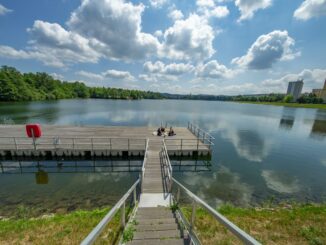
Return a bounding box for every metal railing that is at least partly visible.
[187,122,215,148]
[0,136,147,152]
[141,139,149,192]
[161,140,173,192]
[172,178,261,245]
[164,138,213,152]
[81,179,140,245]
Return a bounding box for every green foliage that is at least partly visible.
[0,66,163,102]
[283,95,294,103]
[297,93,324,104]
[122,223,136,242]
[170,203,179,212]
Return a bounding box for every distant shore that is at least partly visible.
[234,101,326,109]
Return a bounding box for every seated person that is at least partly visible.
[168,127,176,136]
[157,127,162,136]
[160,126,165,132]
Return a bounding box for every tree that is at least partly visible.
[283,95,294,103]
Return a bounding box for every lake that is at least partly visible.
[0,99,325,217]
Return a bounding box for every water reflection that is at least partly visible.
[178,165,254,206]
[279,108,296,130]
[310,109,326,139]
[262,170,300,194]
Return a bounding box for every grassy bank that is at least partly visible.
[182,204,326,244]
[1,204,325,244]
[234,101,326,109]
[0,207,124,245]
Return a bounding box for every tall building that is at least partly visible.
[312,79,326,103]
[287,80,304,101]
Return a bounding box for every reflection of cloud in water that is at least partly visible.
[182,166,253,206]
[262,170,300,194]
[87,172,128,183]
[321,159,326,167]
[218,123,272,162]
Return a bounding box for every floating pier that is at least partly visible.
[0,123,214,160]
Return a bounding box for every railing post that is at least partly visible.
[191,200,196,230]
[73,138,75,151]
[197,128,200,137]
[176,186,180,203]
[110,138,112,151]
[14,137,18,150]
[197,139,199,151]
[133,188,137,205]
[91,138,94,154]
[180,139,183,151]
[128,138,130,152]
[121,201,126,228]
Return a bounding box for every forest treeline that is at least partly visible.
[0,66,163,101]
[0,66,323,104]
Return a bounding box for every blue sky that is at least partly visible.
[0,0,326,95]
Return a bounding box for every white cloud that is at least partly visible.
[76,69,135,81]
[0,4,12,16]
[76,70,104,81]
[144,61,194,75]
[0,45,67,68]
[196,60,234,79]
[102,69,135,81]
[232,30,299,70]
[262,68,326,92]
[196,0,229,19]
[235,0,272,22]
[50,73,65,80]
[168,9,184,21]
[27,20,101,65]
[294,0,326,20]
[67,0,160,61]
[154,30,163,37]
[161,14,215,61]
[149,0,168,8]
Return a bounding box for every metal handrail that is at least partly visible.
[172,178,261,245]
[81,179,140,245]
[141,139,149,192]
[162,140,173,192]
[0,137,147,151]
[188,122,215,139]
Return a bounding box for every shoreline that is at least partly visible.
[233,101,326,109]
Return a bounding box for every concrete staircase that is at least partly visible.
[126,207,189,245]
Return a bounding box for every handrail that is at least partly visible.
[172,178,261,245]
[0,137,147,151]
[187,122,215,140]
[141,139,149,192]
[81,179,140,245]
[161,140,173,192]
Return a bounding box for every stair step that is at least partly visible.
[135,217,177,225]
[133,229,182,240]
[136,212,175,220]
[126,238,189,245]
[135,223,180,232]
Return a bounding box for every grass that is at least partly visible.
[0,207,124,245]
[234,101,326,109]
[180,203,326,245]
[1,203,326,244]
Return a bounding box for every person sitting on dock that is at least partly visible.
[168,127,176,136]
[157,127,162,136]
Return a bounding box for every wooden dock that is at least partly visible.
[0,124,213,159]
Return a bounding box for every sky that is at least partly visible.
[0,0,326,95]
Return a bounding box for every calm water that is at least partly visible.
[0,99,326,216]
